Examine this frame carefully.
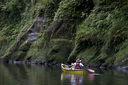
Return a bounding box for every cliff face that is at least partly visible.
[0,0,128,66]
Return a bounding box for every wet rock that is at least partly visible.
[100,65,108,69]
[19,42,31,51]
[27,32,39,41]
[122,66,128,70]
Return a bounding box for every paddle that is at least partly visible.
[87,68,95,73]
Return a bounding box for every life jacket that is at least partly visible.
[75,62,81,69]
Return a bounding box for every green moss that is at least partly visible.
[54,0,93,21]
[25,36,45,60]
[70,0,128,66]
[45,39,73,62]
[77,46,98,63]
[14,51,27,61]
[19,42,31,51]
[0,0,57,59]
[114,39,128,65]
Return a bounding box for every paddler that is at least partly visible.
[72,58,84,69]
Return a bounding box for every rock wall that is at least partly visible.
[0,0,128,67]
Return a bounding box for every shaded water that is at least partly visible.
[0,63,128,85]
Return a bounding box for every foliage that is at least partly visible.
[0,0,128,66]
[69,0,128,66]
[0,0,57,58]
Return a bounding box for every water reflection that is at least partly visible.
[61,72,96,85]
[61,72,84,85]
[0,63,61,85]
[0,63,30,85]
[1,63,128,85]
[87,74,95,82]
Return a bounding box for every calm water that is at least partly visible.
[0,63,128,85]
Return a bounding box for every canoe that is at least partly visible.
[61,63,85,74]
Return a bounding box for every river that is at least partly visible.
[0,63,128,85]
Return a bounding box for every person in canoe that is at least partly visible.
[71,58,84,70]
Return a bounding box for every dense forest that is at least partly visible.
[0,0,128,67]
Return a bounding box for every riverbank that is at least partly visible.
[1,59,128,73]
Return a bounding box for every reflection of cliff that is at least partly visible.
[0,63,62,85]
[61,72,84,85]
[1,63,31,85]
[0,63,42,85]
[0,64,13,85]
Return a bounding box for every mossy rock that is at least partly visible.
[114,46,128,65]
[19,42,31,51]
[1,52,13,60]
[15,51,27,61]
[10,42,19,52]
[46,39,73,62]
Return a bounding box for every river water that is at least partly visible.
[0,63,128,85]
